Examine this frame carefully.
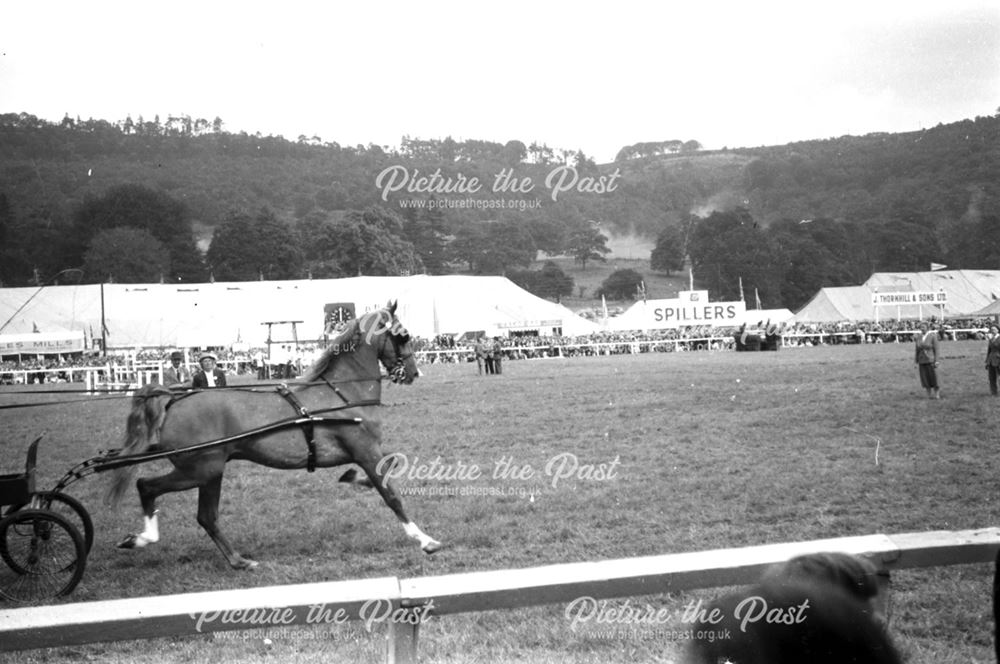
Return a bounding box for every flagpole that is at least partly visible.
[100,282,107,357]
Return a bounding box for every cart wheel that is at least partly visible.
[0,509,86,603]
[5,492,94,555]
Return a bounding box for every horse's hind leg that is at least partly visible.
[118,468,201,549]
[197,475,258,570]
[356,453,441,554]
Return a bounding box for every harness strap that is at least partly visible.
[276,384,318,473]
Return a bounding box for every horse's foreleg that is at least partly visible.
[358,454,441,554]
[118,470,200,549]
[197,475,258,570]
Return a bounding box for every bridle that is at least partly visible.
[378,317,414,384]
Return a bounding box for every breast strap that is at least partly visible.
[275,385,318,472]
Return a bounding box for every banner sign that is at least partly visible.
[0,331,86,355]
[606,299,747,330]
[871,291,947,307]
[650,300,746,326]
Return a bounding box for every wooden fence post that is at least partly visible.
[386,618,420,664]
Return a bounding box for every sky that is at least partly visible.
[2,0,998,163]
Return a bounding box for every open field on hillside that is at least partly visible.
[530,253,687,315]
[1,341,999,663]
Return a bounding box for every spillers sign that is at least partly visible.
[645,291,745,328]
[324,303,356,334]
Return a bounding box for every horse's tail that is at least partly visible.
[106,384,173,507]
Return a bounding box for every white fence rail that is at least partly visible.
[1,527,998,661]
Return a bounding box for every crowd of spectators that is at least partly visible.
[2,316,997,382]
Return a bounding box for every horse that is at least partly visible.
[106,302,441,569]
[685,552,901,664]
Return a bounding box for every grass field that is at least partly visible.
[2,340,999,663]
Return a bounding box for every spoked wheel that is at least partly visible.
[5,492,94,555]
[0,509,86,603]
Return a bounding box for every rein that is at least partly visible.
[0,377,384,410]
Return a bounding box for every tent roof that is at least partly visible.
[792,286,877,323]
[864,270,1000,316]
[0,276,600,348]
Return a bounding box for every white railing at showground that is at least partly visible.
[0,328,984,384]
[1,527,997,662]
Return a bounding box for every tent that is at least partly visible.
[792,286,879,323]
[793,270,1000,323]
[972,299,1000,317]
[864,270,1000,317]
[0,276,600,349]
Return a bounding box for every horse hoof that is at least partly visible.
[117,533,148,549]
[422,540,442,555]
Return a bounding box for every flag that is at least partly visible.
[638,281,647,303]
[739,277,745,302]
[688,268,694,291]
[754,288,762,310]
[601,294,608,320]
[930,262,947,271]
[32,322,40,333]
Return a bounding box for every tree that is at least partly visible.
[446,219,535,275]
[333,208,424,276]
[402,203,450,274]
[207,208,304,280]
[508,261,574,302]
[650,224,685,274]
[447,223,489,272]
[688,209,782,304]
[502,140,527,166]
[70,184,203,282]
[597,268,645,300]
[299,206,423,277]
[767,218,857,310]
[83,228,168,283]
[944,213,1000,268]
[478,220,537,274]
[568,224,611,270]
[870,217,943,272]
[519,216,564,257]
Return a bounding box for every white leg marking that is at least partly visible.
[134,513,160,547]
[403,521,441,552]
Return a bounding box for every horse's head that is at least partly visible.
[360,301,419,385]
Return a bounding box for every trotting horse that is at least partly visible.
[107,302,441,569]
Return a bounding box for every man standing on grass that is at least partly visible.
[492,337,504,375]
[914,321,940,399]
[474,336,486,375]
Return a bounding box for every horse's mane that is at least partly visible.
[304,308,399,381]
[304,317,363,382]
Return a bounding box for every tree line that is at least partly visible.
[1,110,997,310]
[0,184,610,301]
[654,205,1000,310]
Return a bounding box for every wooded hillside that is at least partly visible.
[1,111,996,310]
